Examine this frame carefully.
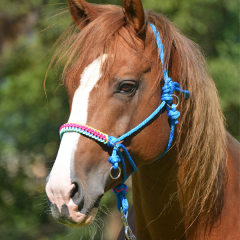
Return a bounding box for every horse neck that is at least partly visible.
[132,147,187,240]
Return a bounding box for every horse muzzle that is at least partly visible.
[45,174,104,227]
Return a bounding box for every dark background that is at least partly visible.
[0,0,238,239]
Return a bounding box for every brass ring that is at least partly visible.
[109,166,121,179]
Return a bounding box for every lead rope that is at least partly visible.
[59,23,190,240]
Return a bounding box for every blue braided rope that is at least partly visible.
[107,140,137,185]
[116,101,166,143]
[112,184,128,213]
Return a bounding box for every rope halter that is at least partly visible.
[59,23,190,240]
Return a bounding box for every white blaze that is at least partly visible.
[46,55,107,206]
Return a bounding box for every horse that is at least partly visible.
[45,0,240,239]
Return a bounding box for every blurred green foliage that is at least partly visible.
[0,0,238,239]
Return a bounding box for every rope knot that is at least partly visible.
[107,136,118,148]
[108,154,121,170]
[113,184,128,213]
[168,104,180,125]
[113,184,127,195]
[161,80,176,103]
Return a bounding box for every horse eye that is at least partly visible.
[118,83,136,94]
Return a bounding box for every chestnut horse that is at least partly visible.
[45,0,240,239]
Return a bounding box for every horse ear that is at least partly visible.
[122,0,145,35]
[68,0,99,29]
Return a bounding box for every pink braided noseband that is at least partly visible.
[59,123,108,144]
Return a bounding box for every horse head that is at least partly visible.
[44,0,240,239]
[46,0,184,227]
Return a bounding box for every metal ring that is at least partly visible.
[166,94,180,108]
[107,140,119,149]
[109,166,121,179]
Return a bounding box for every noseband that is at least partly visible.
[59,23,190,239]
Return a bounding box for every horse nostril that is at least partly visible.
[70,183,79,199]
[69,180,85,212]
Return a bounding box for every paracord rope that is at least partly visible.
[59,123,108,143]
[59,23,190,215]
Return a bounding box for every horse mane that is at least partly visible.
[147,12,227,237]
[49,4,227,237]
